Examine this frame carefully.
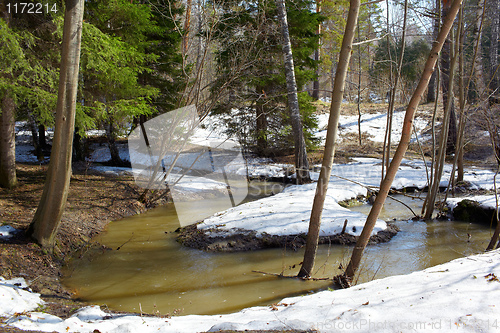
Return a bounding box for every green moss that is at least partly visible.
[453,199,497,225]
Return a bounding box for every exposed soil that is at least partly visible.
[176,223,399,252]
[0,163,152,325]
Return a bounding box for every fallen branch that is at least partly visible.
[252,270,332,281]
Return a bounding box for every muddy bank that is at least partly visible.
[0,163,157,321]
[452,199,498,226]
[176,223,399,252]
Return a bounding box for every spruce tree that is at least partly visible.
[212,0,322,156]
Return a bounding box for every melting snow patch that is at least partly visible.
[0,225,19,239]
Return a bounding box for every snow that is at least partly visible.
[315,110,429,144]
[3,249,500,332]
[0,225,19,239]
[198,182,386,237]
[196,157,498,238]
[447,194,499,210]
[0,277,44,317]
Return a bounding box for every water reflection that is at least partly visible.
[64,193,493,316]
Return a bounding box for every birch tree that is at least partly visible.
[276,0,310,184]
[28,0,85,249]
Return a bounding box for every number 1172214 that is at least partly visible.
[6,3,58,14]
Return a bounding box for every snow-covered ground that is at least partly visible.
[197,157,498,238]
[2,249,499,333]
[315,110,429,144]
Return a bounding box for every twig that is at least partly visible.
[252,270,332,281]
[330,173,420,217]
[116,233,134,250]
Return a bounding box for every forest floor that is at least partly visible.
[0,163,151,321]
[1,101,498,332]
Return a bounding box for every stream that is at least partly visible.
[63,183,494,316]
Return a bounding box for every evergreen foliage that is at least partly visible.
[211,0,323,155]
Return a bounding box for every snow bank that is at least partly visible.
[447,194,499,214]
[0,277,44,317]
[197,158,498,238]
[4,249,500,332]
[315,110,429,144]
[197,182,386,237]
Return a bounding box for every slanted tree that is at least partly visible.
[297,0,360,279]
[343,0,463,283]
[28,0,85,249]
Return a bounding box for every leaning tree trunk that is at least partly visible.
[0,95,18,189]
[342,0,463,283]
[28,0,85,249]
[276,0,310,184]
[297,0,361,279]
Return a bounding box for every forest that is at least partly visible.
[1,0,500,331]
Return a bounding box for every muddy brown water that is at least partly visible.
[63,186,494,316]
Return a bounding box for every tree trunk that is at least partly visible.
[490,0,499,91]
[276,0,310,184]
[343,0,463,283]
[312,0,321,100]
[424,27,458,219]
[383,0,408,178]
[427,0,441,103]
[38,125,47,151]
[106,121,124,166]
[182,0,192,56]
[255,87,268,155]
[297,0,361,279]
[440,2,457,154]
[0,4,16,189]
[28,0,85,249]
[0,95,18,189]
[73,128,85,162]
[472,0,488,101]
[457,16,465,182]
